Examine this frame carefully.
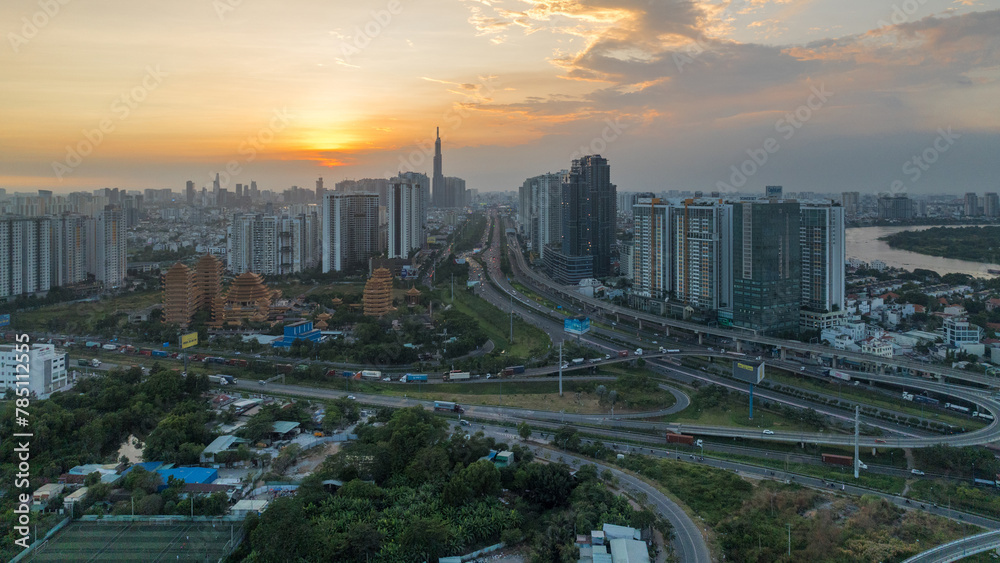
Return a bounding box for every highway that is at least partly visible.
[498,216,1000,389]
[902,530,1000,562]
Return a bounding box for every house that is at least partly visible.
[63,487,88,510]
[201,435,249,464]
[231,499,269,518]
[494,451,515,468]
[271,421,301,441]
[33,484,65,504]
[155,467,218,491]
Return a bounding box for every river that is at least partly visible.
[846,225,1000,278]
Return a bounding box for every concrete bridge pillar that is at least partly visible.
[663,326,670,337]
[780,348,787,361]
[697,333,704,345]
[736,340,742,353]
[639,319,642,331]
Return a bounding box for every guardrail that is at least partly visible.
[902,529,1000,562]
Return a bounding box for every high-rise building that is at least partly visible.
[444,177,467,208]
[0,216,53,298]
[87,206,127,287]
[387,181,425,259]
[631,199,669,303]
[323,193,380,273]
[561,154,616,278]
[799,204,846,330]
[393,171,429,249]
[670,200,733,311]
[877,196,913,220]
[315,177,325,202]
[186,181,195,205]
[731,200,801,335]
[433,127,444,207]
[229,212,319,276]
[51,213,88,288]
[841,192,860,217]
[985,193,999,217]
[519,172,565,258]
[965,192,980,216]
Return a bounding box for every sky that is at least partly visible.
[1,0,998,196]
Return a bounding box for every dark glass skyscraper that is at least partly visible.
[544,155,616,283]
[731,201,801,335]
[432,127,444,207]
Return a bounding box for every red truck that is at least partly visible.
[666,433,694,446]
[822,454,853,467]
[618,350,629,358]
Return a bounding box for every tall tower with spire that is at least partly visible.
[433,127,444,207]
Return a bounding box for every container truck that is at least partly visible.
[571,358,585,365]
[402,374,428,383]
[434,401,465,413]
[101,344,118,351]
[77,359,89,367]
[821,454,854,467]
[830,370,851,382]
[445,371,471,381]
[151,350,169,358]
[85,341,101,348]
[502,365,525,377]
[665,433,695,446]
[945,403,971,414]
[360,370,382,380]
[276,363,294,374]
[974,411,995,421]
[913,395,940,406]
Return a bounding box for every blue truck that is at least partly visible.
[403,373,428,383]
[151,350,169,358]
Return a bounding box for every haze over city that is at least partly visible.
[2,0,999,194]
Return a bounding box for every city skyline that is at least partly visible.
[1,1,999,194]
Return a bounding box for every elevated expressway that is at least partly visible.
[499,217,1000,390]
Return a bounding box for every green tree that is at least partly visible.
[518,421,532,441]
[400,516,454,561]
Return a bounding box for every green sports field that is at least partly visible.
[24,520,239,562]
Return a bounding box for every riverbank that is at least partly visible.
[880,226,1000,265]
[847,225,1000,278]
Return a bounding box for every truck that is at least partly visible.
[203,356,226,365]
[77,359,89,367]
[91,359,101,368]
[618,350,629,358]
[445,371,471,381]
[101,344,118,351]
[974,411,995,421]
[634,348,643,356]
[85,341,101,349]
[208,374,237,385]
[902,391,914,401]
[151,350,169,358]
[402,374,428,383]
[276,363,294,374]
[139,349,153,357]
[945,403,971,414]
[434,401,465,413]
[571,358,585,365]
[829,370,851,382]
[226,358,250,368]
[665,433,695,446]
[821,453,854,467]
[360,370,382,381]
[501,365,525,377]
[913,395,940,406]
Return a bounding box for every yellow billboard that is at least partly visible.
[181,332,199,349]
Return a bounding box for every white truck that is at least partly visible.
[571,358,585,365]
[360,370,382,381]
[634,348,643,356]
[446,371,472,381]
[91,358,101,367]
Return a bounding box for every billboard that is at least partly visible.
[732,360,765,384]
[0,314,9,327]
[766,185,783,199]
[564,316,591,335]
[181,332,199,349]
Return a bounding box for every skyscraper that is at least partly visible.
[0,216,53,298]
[731,200,801,335]
[323,193,380,273]
[965,192,981,216]
[228,212,319,276]
[841,191,860,217]
[563,155,616,277]
[186,180,195,205]
[316,177,325,202]
[518,172,565,259]
[87,206,127,288]
[433,127,444,207]
[51,213,88,288]
[877,195,913,220]
[799,204,846,330]
[631,199,669,304]
[670,200,733,312]
[985,193,999,217]
[387,181,424,259]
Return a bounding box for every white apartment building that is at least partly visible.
[87,207,127,287]
[387,181,425,259]
[0,343,68,399]
[0,216,53,298]
[322,193,380,273]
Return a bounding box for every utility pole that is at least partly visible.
[854,405,860,480]
[787,523,791,556]
[510,295,514,344]
[558,341,563,397]
[451,274,454,301]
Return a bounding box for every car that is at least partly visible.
[911,469,925,476]
[875,439,887,444]
[347,395,356,400]
[258,380,265,385]
[800,367,806,371]
[485,374,492,379]
[762,429,775,435]
[459,420,471,426]
[605,354,611,360]
[382,377,391,382]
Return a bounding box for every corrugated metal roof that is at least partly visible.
[609,538,649,563]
